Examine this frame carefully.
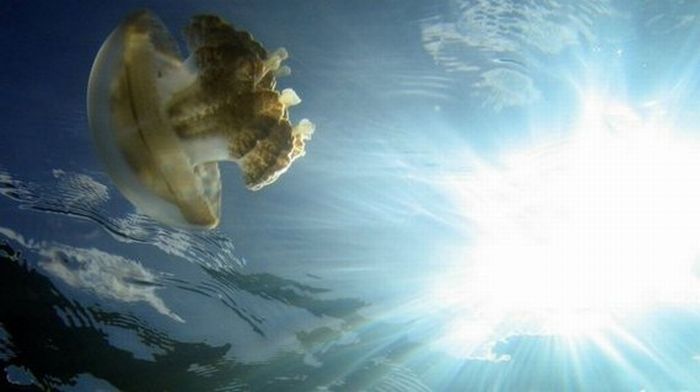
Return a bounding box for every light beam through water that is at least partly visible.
[431,91,700,358]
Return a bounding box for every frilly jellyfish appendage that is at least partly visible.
[87,11,314,228]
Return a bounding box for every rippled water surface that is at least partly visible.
[2,0,700,390]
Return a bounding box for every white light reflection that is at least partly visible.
[431,92,700,359]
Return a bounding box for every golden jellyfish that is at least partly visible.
[87,11,314,229]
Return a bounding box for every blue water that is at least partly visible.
[2,0,700,390]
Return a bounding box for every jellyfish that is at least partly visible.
[87,11,314,228]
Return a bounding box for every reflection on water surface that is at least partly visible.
[2,0,700,390]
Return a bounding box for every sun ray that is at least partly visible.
[429,91,700,358]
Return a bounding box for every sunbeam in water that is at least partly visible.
[431,91,700,358]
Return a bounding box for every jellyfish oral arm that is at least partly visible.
[154,58,198,102]
[181,136,236,166]
[279,88,301,107]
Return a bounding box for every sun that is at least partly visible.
[431,92,700,357]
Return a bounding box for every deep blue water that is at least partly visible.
[2,0,700,390]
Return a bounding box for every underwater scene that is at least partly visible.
[2,0,700,390]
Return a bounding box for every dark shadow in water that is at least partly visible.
[0,241,251,391]
[0,238,431,391]
[167,268,367,338]
[208,268,367,321]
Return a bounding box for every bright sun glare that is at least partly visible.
[433,92,700,357]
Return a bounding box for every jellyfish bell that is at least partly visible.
[87,11,314,229]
